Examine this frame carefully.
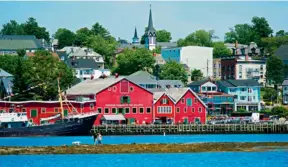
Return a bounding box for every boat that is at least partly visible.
[0,77,98,137]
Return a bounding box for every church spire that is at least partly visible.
[133,27,138,39]
[147,4,155,33]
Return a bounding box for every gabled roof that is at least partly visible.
[0,69,13,77]
[127,71,156,84]
[0,35,43,51]
[217,79,260,88]
[282,79,288,86]
[66,58,103,69]
[187,80,209,86]
[66,77,153,96]
[276,44,288,61]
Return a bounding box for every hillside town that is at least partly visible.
[0,6,288,126]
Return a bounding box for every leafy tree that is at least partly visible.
[57,28,76,49]
[140,28,172,44]
[86,35,117,68]
[0,55,19,74]
[212,42,231,58]
[154,46,162,54]
[26,50,75,100]
[91,22,111,40]
[113,48,155,75]
[224,17,273,46]
[177,30,217,47]
[262,36,288,55]
[224,24,255,45]
[0,20,25,35]
[54,28,67,39]
[266,56,284,89]
[159,61,188,84]
[191,69,204,81]
[156,29,172,42]
[275,30,288,37]
[22,17,50,42]
[271,106,288,117]
[262,87,277,102]
[74,27,92,46]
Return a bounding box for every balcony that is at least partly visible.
[202,96,234,104]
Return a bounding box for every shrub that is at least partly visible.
[271,106,288,117]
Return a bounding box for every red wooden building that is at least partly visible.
[66,76,154,125]
[154,88,207,124]
[0,100,96,125]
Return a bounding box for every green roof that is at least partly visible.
[0,39,40,51]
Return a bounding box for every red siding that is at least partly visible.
[95,79,153,125]
[175,91,206,124]
[154,94,175,121]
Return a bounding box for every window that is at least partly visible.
[207,87,212,91]
[130,86,134,92]
[248,88,253,93]
[146,108,151,114]
[139,108,144,114]
[181,98,185,104]
[192,107,195,112]
[21,108,27,112]
[195,98,198,103]
[184,107,187,113]
[248,96,252,102]
[113,86,117,92]
[162,98,168,104]
[97,108,102,114]
[9,108,14,113]
[186,98,192,106]
[229,88,236,92]
[219,64,221,68]
[157,106,172,113]
[202,87,206,92]
[132,108,137,114]
[198,107,202,113]
[241,88,246,92]
[125,108,130,114]
[213,63,216,68]
[105,108,109,114]
[41,108,46,113]
[176,107,180,113]
[0,109,5,113]
[120,80,129,93]
[212,87,216,91]
[31,109,37,118]
[240,96,246,100]
[121,96,130,104]
[54,108,59,113]
[90,103,94,109]
[253,96,256,100]
[112,108,117,114]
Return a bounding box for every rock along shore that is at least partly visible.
[0,142,288,155]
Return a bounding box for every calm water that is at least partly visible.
[0,134,287,146]
[1,151,287,167]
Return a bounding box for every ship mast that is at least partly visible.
[57,77,64,119]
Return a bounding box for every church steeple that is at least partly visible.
[132,27,139,44]
[145,5,156,50]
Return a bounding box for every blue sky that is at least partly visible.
[0,1,287,42]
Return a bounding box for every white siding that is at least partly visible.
[180,46,213,77]
[235,63,266,84]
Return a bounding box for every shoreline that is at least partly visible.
[0,142,288,155]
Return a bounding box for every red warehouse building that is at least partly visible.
[153,88,207,124]
[66,76,154,125]
[0,100,96,125]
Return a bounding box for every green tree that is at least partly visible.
[266,56,284,88]
[91,22,111,40]
[177,30,217,47]
[74,27,92,46]
[275,30,288,37]
[26,50,74,100]
[262,36,288,55]
[154,46,162,54]
[191,69,204,81]
[22,17,50,42]
[251,16,273,46]
[113,48,155,75]
[156,29,172,42]
[262,87,277,102]
[54,28,67,39]
[0,20,25,35]
[57,28,76,49]
[159,61,188,84]
[224,24,255,45]
[86,35,117,68]
[0,55,20,75]
[212,42,231,58]
[271,106,288,117]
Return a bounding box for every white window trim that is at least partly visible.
[104,108,109,114]
[146,107,151,114]
[126,107,130,114]
[132,107,137,114]
[41,108,46,113]
[97,107,102,114]
[139,107,144,114]
[112,108,117,114]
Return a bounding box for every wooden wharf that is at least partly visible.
[91,124,288,135]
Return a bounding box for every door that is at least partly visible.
[64,109,68,117]
[184,118,188,124]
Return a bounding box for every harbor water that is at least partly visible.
[1,151,287,167]
[0,134,287,146]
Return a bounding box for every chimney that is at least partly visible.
[115,73,119,78]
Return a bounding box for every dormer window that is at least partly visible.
[241,48,245,55]
[251,47,256,54]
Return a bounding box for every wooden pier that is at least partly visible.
[91,124,288,135]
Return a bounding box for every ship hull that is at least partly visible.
[0,114,97,137]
